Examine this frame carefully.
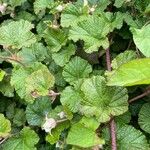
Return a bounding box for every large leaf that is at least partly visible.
[61,3,88,27]
[69,15,110,53]
[3,127,39,150]
[0,113,11,138]
[107,58,150,86]
[62,56,92,85]
[52,44,76,67]
[11,63,55,103]
[131,25,150,57]
[138,103,150,134]
[80,76,128,122]
[26,97,52,126]
[61,76,128,122]
[66,122,104,148]
[43,28,67,52]
[0,20,36,49]
[116,125,149,150]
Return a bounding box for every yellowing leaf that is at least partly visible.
[0,113,11,138]
[108,58,150,86]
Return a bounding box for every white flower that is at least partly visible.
[0,3,7,14]
[42,115,57,134]
[56,5,63,12]
[57,111,66,119]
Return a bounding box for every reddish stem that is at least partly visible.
[106,47,117,150]
[128,87,150,103]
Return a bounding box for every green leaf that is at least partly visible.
[9,0,27,7]
[114,0,126,8]
[66,122,104,148]
[17,43,48,65]
[69,15,110,53]
[0,76,14,97]
[80,76,128,122]
[0,70,5,81]
[0,113,11,138]
[26,66,55,96]
[13,109,26,127]
[11,63,55,103]
[107,58,150,86]
[46,121,70,144]
[111,50,137,69]
[116,125,149,150]
[62,56,92,85]
[34,0,53,14]
[43,28,67,52]
[61,76,128,122]
[61,3,88,27]
[3,127,39,150]
[131,25,150,57]
[60,86,83,113]
[0,20,36,49]
[26,97,52,126]
[52,44,76,67]
[139,103,150,134]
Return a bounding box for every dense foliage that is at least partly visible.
[0,0,150,149]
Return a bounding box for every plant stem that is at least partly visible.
[128,87,150,103]
[106,47,117,150]
[0,56,25,67]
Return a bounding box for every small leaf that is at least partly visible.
[61,3,88,27]
[13,109,26,127]
[52,44,76,67]
[131,25,150,57]
[60,86,83,113]
[0,20,36,49]
[107,58,150,86]
[139,103,150,134]
[114,0,126,8]
[3,127,39,150]
[69,15,110,53]
[43,28,67,52]
[0,113,11,138]
[62,56,92,85]
[26,97,52,126]
[66,122,104,148]
[0,70,5,81]
[46,121,70,144]
[34,0,54,14]
[17,43,48,65]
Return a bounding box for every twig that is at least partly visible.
[106,47,117,150]
[128,87,150,103]
[0,137,8,145]
[0,56,25,67]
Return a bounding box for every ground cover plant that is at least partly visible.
[0,0,150,149]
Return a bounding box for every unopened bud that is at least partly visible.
[0,3,7,14]
[57,111,66,119]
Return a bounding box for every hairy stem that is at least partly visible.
[128,87,150,103]
[106,47,117,150]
